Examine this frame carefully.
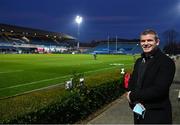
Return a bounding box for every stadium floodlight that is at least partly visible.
[75,15,83,49]
[75,15,83,25]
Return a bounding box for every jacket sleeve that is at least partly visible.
[129,58,175,103]
[127,59,140,109]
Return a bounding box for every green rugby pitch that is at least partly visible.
[0,54,134,98]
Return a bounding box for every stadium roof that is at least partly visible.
[0,23,75,41]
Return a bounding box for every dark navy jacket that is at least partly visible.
[128,48,175,123]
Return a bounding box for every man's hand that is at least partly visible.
[126,91,131,103]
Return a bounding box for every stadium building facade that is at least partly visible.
[0,23,76,54]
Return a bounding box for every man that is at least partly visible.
[93,52,97,60]
[126,29,175,124]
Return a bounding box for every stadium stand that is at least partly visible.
[0,23,76,54]
[0,24,167,55]
[87,38,142,54]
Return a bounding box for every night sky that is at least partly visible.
[0,0,180,42]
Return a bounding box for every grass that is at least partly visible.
[0,54,135,98]
[0,69,121,122]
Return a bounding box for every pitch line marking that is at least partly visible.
[0,63,133,91]
[0,70,24,74]
[0,75,71,91]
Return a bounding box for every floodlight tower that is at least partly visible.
[75,15,83,49]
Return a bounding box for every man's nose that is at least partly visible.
[143,40,149,44]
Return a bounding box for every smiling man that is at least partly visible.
[126,29,176,124]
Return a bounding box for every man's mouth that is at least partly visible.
[142,45,152,49]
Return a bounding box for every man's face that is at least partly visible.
[140,34,159,53]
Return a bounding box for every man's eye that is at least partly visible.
[147,39,153,42]
[140,39,153,42]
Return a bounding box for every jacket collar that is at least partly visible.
[141,47,161,61]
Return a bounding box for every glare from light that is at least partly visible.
[75,15,83,24]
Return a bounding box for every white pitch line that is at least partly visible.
[0,70,24,74]
[0,67,114,91]
[0,63,134,91]
[0,75,71,91]
[110,63,124,66]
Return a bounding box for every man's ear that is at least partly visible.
[156,39,160,46]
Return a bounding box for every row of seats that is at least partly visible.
[90,43,142,54]
[0,36,69,47]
